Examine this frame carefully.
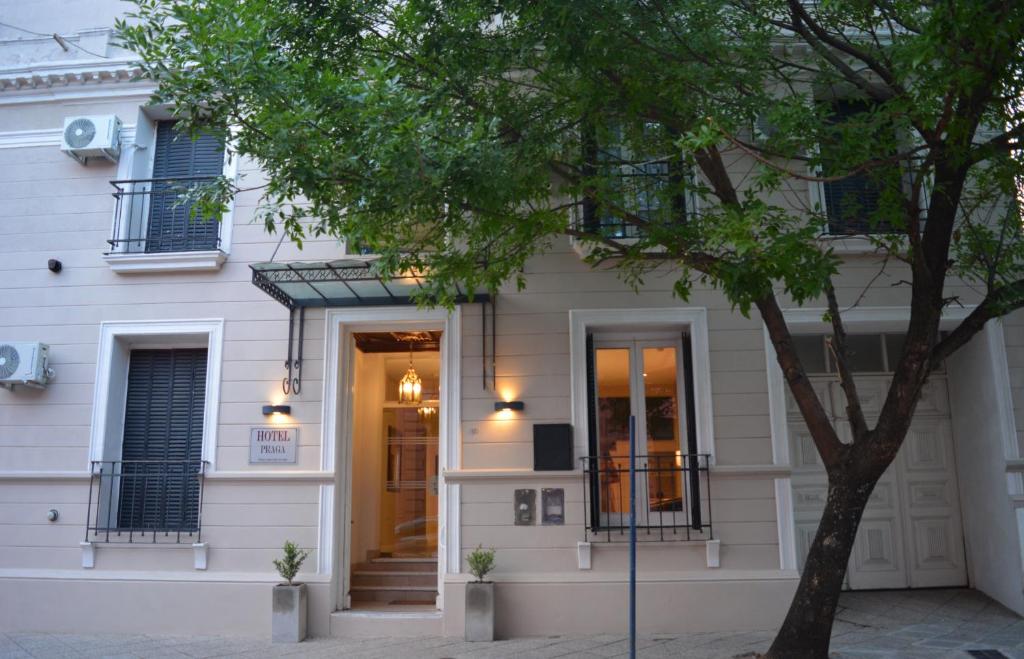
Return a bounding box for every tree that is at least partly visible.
[118,1,1024,656]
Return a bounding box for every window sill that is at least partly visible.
[103,250,227,273]
[818,235,900,255]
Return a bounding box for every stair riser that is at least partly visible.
[351,574,436,589]
[353,561,438,573]
[350,590,437,603]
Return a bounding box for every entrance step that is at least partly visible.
[329,607,442,638]
[350,558,438,604]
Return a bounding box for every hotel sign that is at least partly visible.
[249,427,298,464]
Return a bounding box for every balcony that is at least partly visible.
[581,453,713,542]
[84,459,208,544]
[104,177,227,273]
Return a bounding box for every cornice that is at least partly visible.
[0,58,145,95]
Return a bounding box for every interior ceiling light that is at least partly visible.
[398,341,423,404]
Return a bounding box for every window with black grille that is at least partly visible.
[821,100,898,236]
[116,348,207,532]
[145,121,225,253]
[581,125,690,240]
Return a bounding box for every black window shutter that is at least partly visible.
[118,348,207,532]
[681,332,702,530]
[147,121,225,253]
[585,333,601,530]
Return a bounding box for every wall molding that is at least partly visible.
[0,127,62,149]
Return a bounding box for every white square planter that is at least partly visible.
[272,583,307,643]
[465,581,494,642]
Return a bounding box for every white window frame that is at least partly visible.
[569,308,715,465]
[103,106,238,273]
[87,319,224,471]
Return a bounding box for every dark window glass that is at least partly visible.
[793,335,827,374]
[821,100,895,235]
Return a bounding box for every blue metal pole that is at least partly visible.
[629,414,637,659]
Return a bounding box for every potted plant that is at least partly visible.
[465,545,496,642]
[272,540,310,643]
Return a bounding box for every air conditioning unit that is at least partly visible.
[0,342,54,390]
[61,114,121,164]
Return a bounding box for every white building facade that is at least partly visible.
[1,1,1023,639]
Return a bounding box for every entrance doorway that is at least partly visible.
[348,330,441,609]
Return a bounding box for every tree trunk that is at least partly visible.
[764,474,877,659]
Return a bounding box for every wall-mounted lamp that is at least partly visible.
[262,404,292,416]
[494,400,525,412]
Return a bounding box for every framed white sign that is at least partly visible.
[249,426,298,464]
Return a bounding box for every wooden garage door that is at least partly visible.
[787,336,967,590]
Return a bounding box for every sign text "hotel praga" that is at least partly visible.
[249,427,298,464]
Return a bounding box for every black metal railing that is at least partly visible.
[581,454,712,542]
[84,460,208,544]
[107,177,222,254]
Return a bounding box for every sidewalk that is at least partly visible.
[1,589,1021,658]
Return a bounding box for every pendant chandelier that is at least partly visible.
[398,341,422,404]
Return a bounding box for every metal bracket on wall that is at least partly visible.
[481,293,497,391]
[282,306,305,395]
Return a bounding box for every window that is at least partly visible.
[86,320,223,546]
[108,120,227,259]
[583,332,709,539]
[580,124,691,240]
[819,100,899,236]
[792,332,941,375]
[114,349,207,533]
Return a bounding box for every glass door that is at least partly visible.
[593,338,687,527]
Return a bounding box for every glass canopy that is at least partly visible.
[250,259,489,309]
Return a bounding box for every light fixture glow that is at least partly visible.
[398,341,423,404]
[494,400,525,412]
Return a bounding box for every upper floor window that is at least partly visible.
[819,100,899,236]
[579,124,691,240]
[108,121,226,255]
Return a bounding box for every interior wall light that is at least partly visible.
[262,404,292,416]
[494,401,525,412]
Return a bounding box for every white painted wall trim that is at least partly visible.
[317,484,334,574]
[0,128,62,149]
[88,319,225,470]
[203,471,334,482]
[0,471,91,480]
[0,84,156,107]
[569,307,716,463]
[103,250,227,273]
[322,306,462,609]
[774,478,798,571]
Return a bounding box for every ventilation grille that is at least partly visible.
[64,118,97,149]
[0,345,20,379]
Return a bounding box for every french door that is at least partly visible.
[591,336,690,527]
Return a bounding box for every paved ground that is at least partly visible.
[1,589,1021,658]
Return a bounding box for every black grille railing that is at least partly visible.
[107,177,222,254]
[581,454,712,542]
[85,460,208,544]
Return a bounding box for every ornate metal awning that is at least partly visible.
[250,259,489,310]
[250,259,495,395]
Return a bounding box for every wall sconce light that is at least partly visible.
[262,404,292,416]
[494,401,525,412]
